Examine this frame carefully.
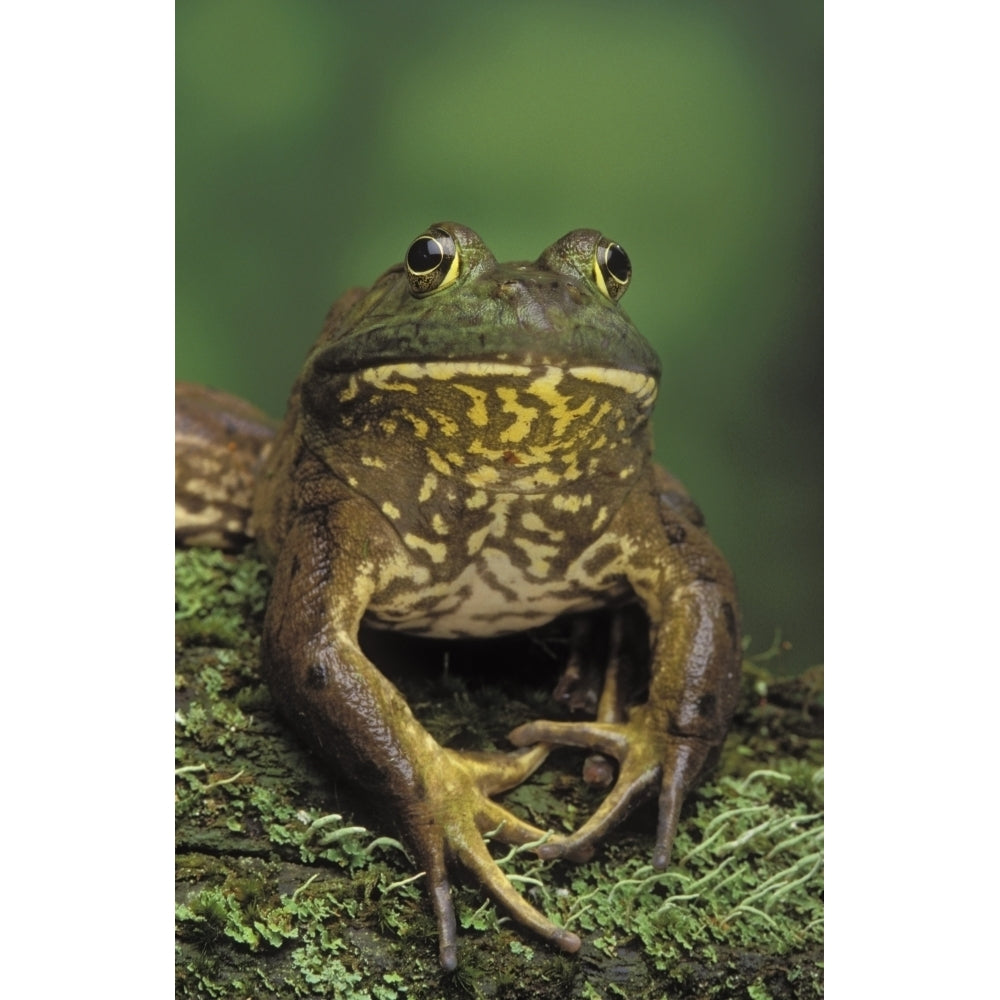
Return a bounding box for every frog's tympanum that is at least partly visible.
[175,223,742,970]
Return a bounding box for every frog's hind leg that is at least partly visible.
[553,609,644,791]
[174,382,277,549]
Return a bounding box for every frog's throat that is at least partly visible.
[310,360,658,496]
[300,360,661,634]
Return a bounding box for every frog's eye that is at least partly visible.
[593,237,631,302]
[405,228,461,296]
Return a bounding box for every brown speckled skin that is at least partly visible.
[177,224,741,969]
[174,383,276,550]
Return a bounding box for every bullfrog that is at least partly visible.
[175,222,742,970]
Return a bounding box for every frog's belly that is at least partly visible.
[367,544,628,639]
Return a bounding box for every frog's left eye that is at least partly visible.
[405,228,461,296]
[593,237,631,302]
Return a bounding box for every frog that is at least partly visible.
[175,222,743,970]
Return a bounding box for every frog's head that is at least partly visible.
[302,223,661,494]
[307,222,659,376]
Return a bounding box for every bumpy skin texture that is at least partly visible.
[247,224,742,968]
[174,383,276,550]
[179,223,742,969]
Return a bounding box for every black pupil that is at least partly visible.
[407,237,443,274]
[605,243,630,283]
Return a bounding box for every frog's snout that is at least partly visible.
[493,274,587,323]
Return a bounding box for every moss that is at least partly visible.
[176,547,823,999]
[175,548,268,647]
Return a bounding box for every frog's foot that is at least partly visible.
[404,743,581,970]
[507,710,713,869]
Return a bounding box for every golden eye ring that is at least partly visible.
[593,237,631,301]
[405,228,460,296]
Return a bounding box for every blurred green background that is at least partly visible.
[176,0,822,674]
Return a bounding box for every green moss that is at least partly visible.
[176,547,823,999]
[175,548,268,647]
[554,766,823,972]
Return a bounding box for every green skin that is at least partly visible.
[177,223,742,970]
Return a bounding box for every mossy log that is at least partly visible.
[176,548,823,1000]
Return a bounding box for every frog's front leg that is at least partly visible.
[510,476,742,868]
[261,491,580,969]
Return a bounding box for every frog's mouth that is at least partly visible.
[309,360,657,494]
